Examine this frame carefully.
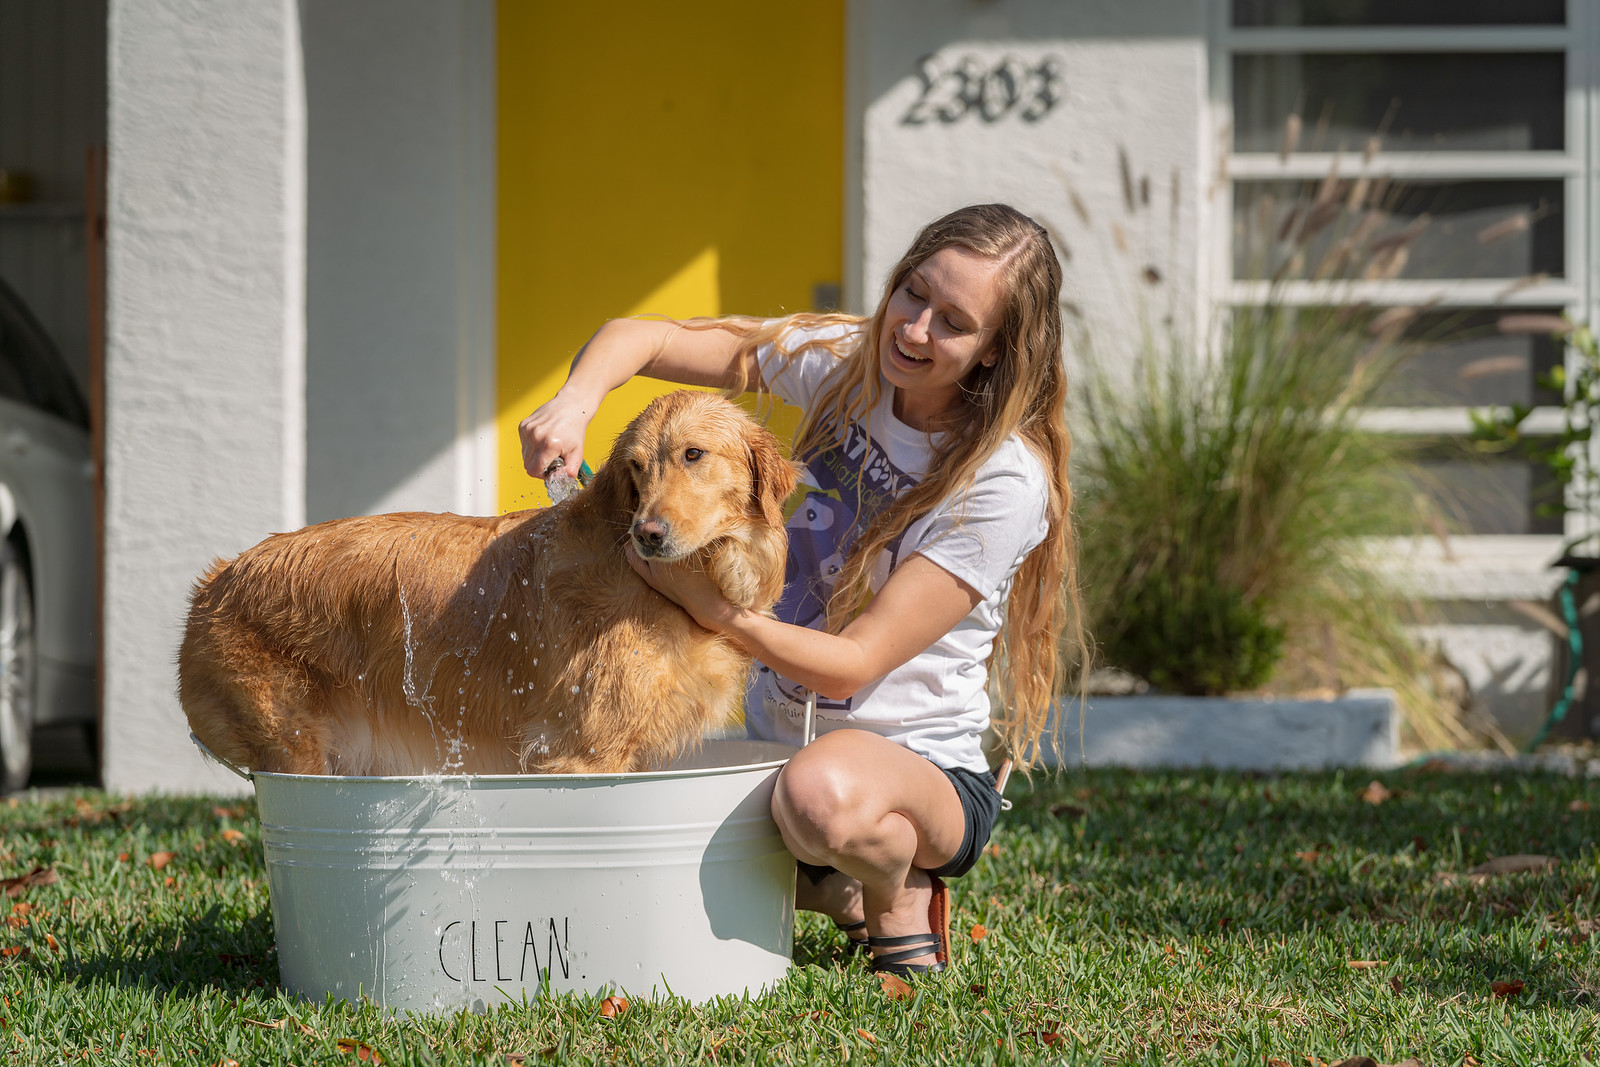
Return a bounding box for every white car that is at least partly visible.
[0,277,96,792]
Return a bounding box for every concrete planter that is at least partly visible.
[1044,689,1399,771]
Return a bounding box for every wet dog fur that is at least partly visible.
[178,391,797,776]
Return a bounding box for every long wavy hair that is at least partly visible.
[690,204,1084,768]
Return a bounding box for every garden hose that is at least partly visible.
[1524,567,1582,753]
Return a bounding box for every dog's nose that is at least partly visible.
[632,519,669,552]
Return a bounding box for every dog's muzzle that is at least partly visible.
[631,518,672,558]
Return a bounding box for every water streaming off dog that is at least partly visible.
[396,552,520,774]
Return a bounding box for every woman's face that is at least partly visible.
[878,246,1005,431]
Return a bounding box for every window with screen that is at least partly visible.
[1213,1,1588,553]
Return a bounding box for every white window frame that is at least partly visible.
[1206,1,1597,600]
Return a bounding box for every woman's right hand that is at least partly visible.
[519,388,597,480]
[518,315,755,481]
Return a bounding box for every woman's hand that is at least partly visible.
[519,318,756,482]
[519,388,598,480]
[624,543,742,634]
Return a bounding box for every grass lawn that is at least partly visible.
[1,765,1596,1065]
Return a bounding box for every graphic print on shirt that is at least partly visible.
[762,419,918,719]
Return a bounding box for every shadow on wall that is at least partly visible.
[1413,600,1559,745]
[300,0,491,522]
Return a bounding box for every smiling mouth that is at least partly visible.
[893,337,930,364]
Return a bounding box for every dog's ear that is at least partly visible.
[582,422,640,523]
[743,420,799,529]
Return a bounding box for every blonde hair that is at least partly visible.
[706,204,1084,769]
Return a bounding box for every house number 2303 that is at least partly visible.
[900,54,1064,126]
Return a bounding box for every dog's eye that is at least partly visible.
[684,448,704,463]
[629,459,643,473]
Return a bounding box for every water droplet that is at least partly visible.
[570,685,580,694]
[509,632,518,642]
[478,587,485,595]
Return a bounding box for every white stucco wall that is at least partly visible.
[302,0,496,523]
[852,0,1210,353]
[104,1,307,794]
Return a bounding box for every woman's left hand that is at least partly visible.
[624,543,739,633]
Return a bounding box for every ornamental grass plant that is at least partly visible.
[1067,139,1506,749]
[1071,299,1480,750]
[1074,299,1423,695]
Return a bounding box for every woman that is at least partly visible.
[520,203,1084,977]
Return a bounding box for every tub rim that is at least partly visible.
[193,734,796,786]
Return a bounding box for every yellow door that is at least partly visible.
[496,3,843,512]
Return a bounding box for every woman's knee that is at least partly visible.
[772,737,873,853]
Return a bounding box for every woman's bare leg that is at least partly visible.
[774,729,966,967]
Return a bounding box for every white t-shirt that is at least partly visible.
[745,322,1051,772]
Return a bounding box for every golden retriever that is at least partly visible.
[179,391,797,776]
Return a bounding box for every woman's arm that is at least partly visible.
[625,546,981,700]
[519,317,759,479]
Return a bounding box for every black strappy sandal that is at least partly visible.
[834,919,869,956]
[866,874,951,977]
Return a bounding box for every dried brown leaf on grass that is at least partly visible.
[1346,960,1386,970]
[598,995,629,1017]
[0,866,57,898]
[1434,854,1558,886]
[1490,979,1526,998]
[1473,855,1558,876]
[877,973,913,1000]
[336,1038,383,1061]
[1358,780,1394,805]
[244,1017,317,1036]
[65,798,133,826]
[147,852,176,871]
